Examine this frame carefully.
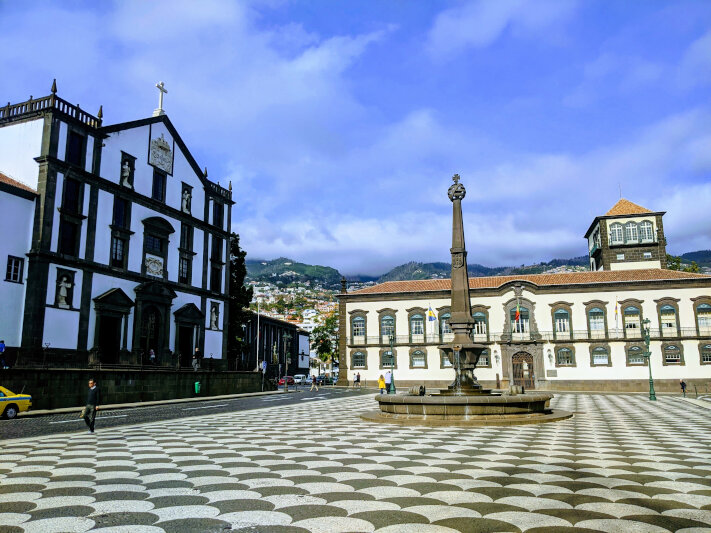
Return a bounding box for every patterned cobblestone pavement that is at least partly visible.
[1,393,710,533]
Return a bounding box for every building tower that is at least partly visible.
[585,198,667,271]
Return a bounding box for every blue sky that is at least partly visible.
[2,0,710,275]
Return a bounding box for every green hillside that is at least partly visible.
[680,250,711,267]
[246,257,342,289]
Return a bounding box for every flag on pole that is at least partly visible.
[615,299,619,330]
[513,298,521,332]
[427,305,437,322]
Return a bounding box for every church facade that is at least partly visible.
[0,82,233,367]
[338,199,711,392]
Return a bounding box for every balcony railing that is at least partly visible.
[347,327,710,346]
[0,94,101,128]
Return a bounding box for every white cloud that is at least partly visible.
[425,0,578,60]
[677,30,711,89]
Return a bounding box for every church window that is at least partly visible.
[152,169,166,202]
[210,265,222,293]
[410,314,424,336]
[178,256,190,284]
[62,178,81,214]
[381,316,395,338]
[588,307,605,333]
[5,256,23,283]
[113,197,128,228]
[701,345,711,364]
[592,346,610,366]
[623,306,641,335]
[511,306,529,333]
[610,223,623,244]
[381,350,395,367]
[110,236,126,268]
[697,304,711,333]
[557,347,574,366]
[473,312,487,335]
[352,352,366,368]
[639,221,654,242]
[664,344,681,364]
[66,131,84,166]
[627,346,644,365]
[180,224,193,251]
[352,316,365,337]
[411,350,426,368]
[476,349,490,367]
[58,220,79,256]
[660,305,677,335]
[213,202,224,229]
[440,313,452,336]
[145,234,163,255]
[624,222,638,243]
[554,309,570,334]
[211,237,223,262]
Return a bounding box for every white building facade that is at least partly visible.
[0,84,233,367]
[338,201,711,392]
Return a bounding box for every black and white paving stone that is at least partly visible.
[1,393,710,532]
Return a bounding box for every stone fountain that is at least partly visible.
[361,175,572,426]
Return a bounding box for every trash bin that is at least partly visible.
[194,381,201,394]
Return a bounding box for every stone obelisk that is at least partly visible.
[440,174,489,394]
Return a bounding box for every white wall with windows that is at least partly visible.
[0,118,43,190]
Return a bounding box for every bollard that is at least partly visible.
[194,381,201,395]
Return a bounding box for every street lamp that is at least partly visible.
[642,318,657,401]
[388,333,396,394]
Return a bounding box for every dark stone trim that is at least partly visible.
[471,304,490,342]
[379,347,398,370]
[409,347,428,369]
[661,341,685,366]
[590,342,613,367]
[349,349,368,370]
[699,341,711,365]
[377,308,397,339]
[0,181,37,201]
[77,271,93,350]
[584,300,609,339]
[654,297,681,337]
[624,341,646,367]
[84,184,98,262]
[691,296,711,336]
[440,349,454,369]
[500,295,541,342]
[619,298,645,340]
[553,344,576,368]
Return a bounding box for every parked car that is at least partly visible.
[0,386,32,419]
[316,375,337,385]
[293,374,307,384]
[278,376,295,386]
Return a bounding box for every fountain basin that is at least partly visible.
[361,392,572,427]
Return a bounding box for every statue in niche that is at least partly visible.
[210,305,219,330]
[57,276,72,308]
[120,159,132,188]
[182,188,191,213]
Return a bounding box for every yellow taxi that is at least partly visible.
[0,386,32,419]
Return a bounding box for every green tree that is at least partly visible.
[227,232,254,368]
[667,254,700,273]
[310,310,339,373]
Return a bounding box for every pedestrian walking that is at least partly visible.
[310,374,319,391]
[680,379,687,397]
[356,372,361,389]
[148,348,156,365]
[384,370,392,394]
[378,374,386,394]
[192,347,200,371]
[82,378,100,434]
[0,339,6,369]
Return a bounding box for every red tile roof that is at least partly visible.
[0,172,36,195]
[348,269,710,295]
[605,198,653,216]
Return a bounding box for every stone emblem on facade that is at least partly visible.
[145,254,164,277]
[452,253,464,269]
[149,133,173,174]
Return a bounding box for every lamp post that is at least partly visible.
[642,318,657,401]
[388,334,396,394]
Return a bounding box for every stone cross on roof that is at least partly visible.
[153,81,168,117]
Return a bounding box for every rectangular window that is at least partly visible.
[643,252,652,259]
[145,234,162,255]
[5,256,23,283]
[625,223,638,243]
[110,236,125,268]
[152,169,166,202]
[179,256,190,284]
[473,319,487,335]
[213,202,224,228]
[63,178,81,213]
[476,353,489,367]
[180,224,193,251]
[593,350,610,365]
[410,317,424,335]
[66,131,84,165]
[616,253,625,261]
[58,220,79,256]
[211,238,223,262]
[352,319,365,337]
[113,197,128,228]
[610,225,623,244]
[628,349,644,365]
[211,265,222,292]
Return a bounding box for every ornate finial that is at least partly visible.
[51,79,57,94]
[203,167,208,178]
[228,181,232,192]
[447,173,466,202]
[97,105,103,119]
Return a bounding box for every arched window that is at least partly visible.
[352,352,366,368]
[352,316,365,338]
[476,349,490,367]
[381,350,395,367]
[381,316,395,338]
[664,344,681,364]
[660,305,677,336]
[440,313,452,337]
[610,223,624,245]
[592,346,610,366]
[627,346,644,365]
[588,307,605,336]
[411,350,426,368]
[511,306,530,334]
[557,347,574,366]
[473,312,487,338]
[697,304,711,333]
[410,314,424,336]
[639,221,654,242]
[701,344,711,364]
[554,309,570,334]
[624,222,638,243]
[623,306,641,335]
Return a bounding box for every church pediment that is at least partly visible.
[135,281,177,300]
[94,288,134,311]
[174,303,204,322]
[142,216,175,235]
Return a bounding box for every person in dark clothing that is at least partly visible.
[83,379,100,433]
[680,379,687,397]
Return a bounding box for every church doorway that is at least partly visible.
[512,351,535,390]
[177,325,194,367]
[98,316,121,364]
[140,306,161,359]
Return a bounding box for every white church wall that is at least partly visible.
[204,298,223,358]
[43,307,79,349]
[57,122,67,162]
[45,264,82,308]
[94,190,114,266]
[0,118,43,189]
[85,135,95,173]
[192,227,204,287]
[79,185,89,259]
[102,127,148,189]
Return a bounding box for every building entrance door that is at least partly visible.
[512,351,535,390]
[178,325,194,367]
[98,316,121,364]
[140,306,161,360]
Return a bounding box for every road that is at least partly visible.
[0,386,371,441]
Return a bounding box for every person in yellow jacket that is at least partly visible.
[377,375,386,395]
